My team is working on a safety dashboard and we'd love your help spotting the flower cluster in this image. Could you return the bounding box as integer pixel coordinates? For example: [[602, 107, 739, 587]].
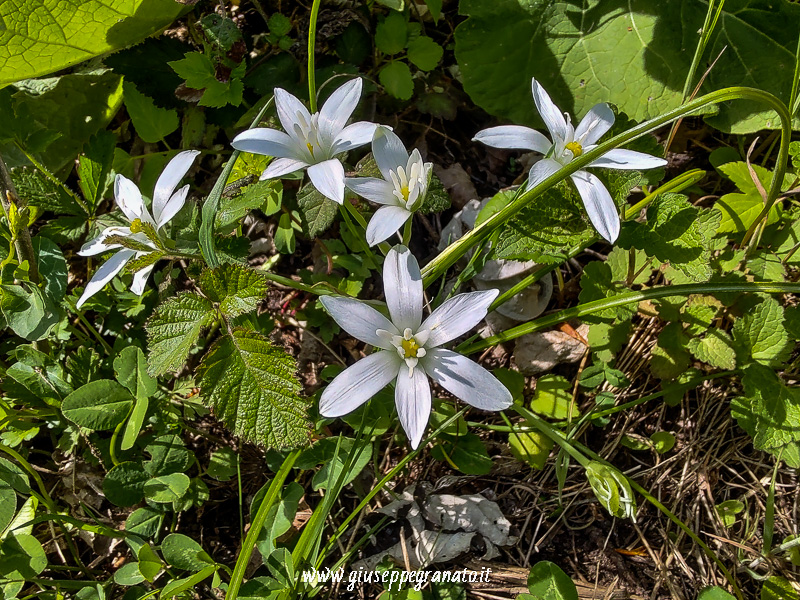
[[79, 76, 666, 448]]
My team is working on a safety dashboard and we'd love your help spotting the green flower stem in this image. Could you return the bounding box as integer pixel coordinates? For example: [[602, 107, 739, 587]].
[[0, 153, 40, 284], [421, 87, 792, 287], [225, 449, 300, 600], [458, 281, 800, 355], [488, 168, 706, 313], [401, 217, 413, 246], [200, 97, 275, 267], [64, 297, 114, 355], [307, 0, 322, 112], [507, 408, 744, 600]]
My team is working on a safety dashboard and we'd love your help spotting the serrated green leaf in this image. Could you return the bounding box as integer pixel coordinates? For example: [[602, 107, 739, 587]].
[[201, 14, 242, 51], [297, 184, 338, 238], [747, 251, 785, 282], [454, 0, 800, 135], [732, 296, 792, 367], [407, 36, 443, 71], [619, 194, 721, 282], [78, 130, 116, 212], [197, 328, 310, 449], [9, 167, 84, 216], [146, 292, 215, 376], [0, 0, 182, 86], [379, 62, 414, 101], [198, 263, 268, 318], [169, 52, 217, 90], [268, 13, 292, 37], [375, 12, 408, 55], [216, 180, 282, 232], [123, 82, 179, 144], [687, 331, 736, 370]]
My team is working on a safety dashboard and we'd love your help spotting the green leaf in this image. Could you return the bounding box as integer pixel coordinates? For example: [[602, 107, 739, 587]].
[[715, 500, 744, 528], [121, 396, 149, 452], [336, 22, 371, 65], [62, 380, 134, 431], [252, 481, 304, 558], [274, 212, 296, 254], [1, 284, 59, 341], [268, 13, 292, 37], [508, 430, 552, 470], [0, 483, 16, 535], [650, 431, 676, 454], [114, 346, 157, 401], [200, 14, 242, 51], [687, 331, 736, 370], [618, 194, 721, 282], [143, 473, 191, 503], [161, 533, 213, 572], [168, 53, 244, 108], [137, 544, 163, 582], [126, 507, 163, 541], [650, 322, 691, 380], [526, 561, 578, 600], [0, 0, 183, 86], [530, 375, 579, 420], [114, 562, 146, 586], [33, 236, 67, 303], [0, 533, 47, 580], [762, 576, 799, 600], [103, 462, 150, 507], [78, 130, 116, 212], [196, 328, 310, 449], [375, 12, 408, 55], [454, 0, 800, 134], [146, 292, 215, 376], [144, 434, 193, 477], [731, 364, 800, 467], [297, 184, 338, 238], [296, 437, 372, 491], [198, 263, 269, 318], [123, 82, 179, 144], [698, 587, 737, 600], [379, 62, 414, 101], [431, 433, 493, 475], [207, 447, 238, 481], [407, 36, 443, 71], [732, 296, 792, 367], [159, 565, 217, 599], [216, 180, 282, 232], [10, 167, 84, 216]]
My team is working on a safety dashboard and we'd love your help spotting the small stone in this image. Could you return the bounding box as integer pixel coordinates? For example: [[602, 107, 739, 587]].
[[513, 324, 589, 375]]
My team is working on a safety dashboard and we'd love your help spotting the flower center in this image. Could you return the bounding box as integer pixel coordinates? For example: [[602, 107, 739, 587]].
[[401, 337, 420, 358], [565, 141, 583, 157], [400, 185, 410, 202], [307, 142, 315, 158]]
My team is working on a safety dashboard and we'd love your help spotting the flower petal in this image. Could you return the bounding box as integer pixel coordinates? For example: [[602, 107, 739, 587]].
[[395, 366, 432, 449], [274, 88, 312, 140], [383, 245, 423, 332], [319, 78, 362, 141], [420, 289, 498, 348], [262, 157, 309, 179], [156, 184, 189, 229], [152, 150, 199, 225], [372, 126, 409, 180], [366, 205, 411, 246], [532, 78, 569, 143], [129, 262, 156, 295], [319, 350, 401, 417], [114, 175, 146, 223], [423, 348, 512, 411], [345, 177, 397, 205], [525, 158, 562, 191], [319, 295, 399, 348], [588, 149, 667, 170], [76, 249, 135, 308], [473, 125, 552, 154], [78, 226, 131, 256], [571, 171, 620, 242], [231, 128, 302, 159], [574, 103, 614, 146], [332, 121, 380, 154], [307, 159, 346, 204]]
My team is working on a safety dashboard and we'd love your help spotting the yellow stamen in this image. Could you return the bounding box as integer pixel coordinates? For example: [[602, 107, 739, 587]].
[[400, 185, 410, 202], [565, 141, 583, 157], [307, 142, 315, 158], [129, 218, 144, 233], [401, 337, 420, 358]]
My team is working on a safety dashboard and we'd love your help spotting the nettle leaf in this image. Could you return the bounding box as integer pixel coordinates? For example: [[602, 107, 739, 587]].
[[618, 193, 721, 282], [198, 263, 268, 318], [687, 331, 737, 370], [216, 180, 282, 233], [731, 364, 800, 468], [0, 0, 183, 86], [732, 296, 792, 367], [123, 82, 179, 144], [9, 167, 84, 216], [146, 292, 216, 376], [455, 0, 800, 134], [197, 328, 310, 449], [715, 162, 782, 236], [297, 184, 338, 238]]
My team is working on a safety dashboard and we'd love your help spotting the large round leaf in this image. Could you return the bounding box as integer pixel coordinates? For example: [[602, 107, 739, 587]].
[[143, 473, 190, 503], [62, 380, 134, 431], [103, 462, 149, 507], [161, 533, 213, 572]]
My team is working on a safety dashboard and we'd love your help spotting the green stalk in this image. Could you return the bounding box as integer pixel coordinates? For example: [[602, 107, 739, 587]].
[[459, 281, 800, 354], [488, 168, 706, 313], [307, 0, 322, 112], [225, 449, 300, 600], [421, 87, 792, 286], [200, 98, 275, 267]]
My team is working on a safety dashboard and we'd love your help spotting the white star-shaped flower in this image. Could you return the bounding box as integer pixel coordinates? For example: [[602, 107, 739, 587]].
[[346, 126, 432, 246], [319, 246, 512, 448], [231, 78, 379, 204], [473, 78, 667, 242], [76, 150, 199, 308]]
